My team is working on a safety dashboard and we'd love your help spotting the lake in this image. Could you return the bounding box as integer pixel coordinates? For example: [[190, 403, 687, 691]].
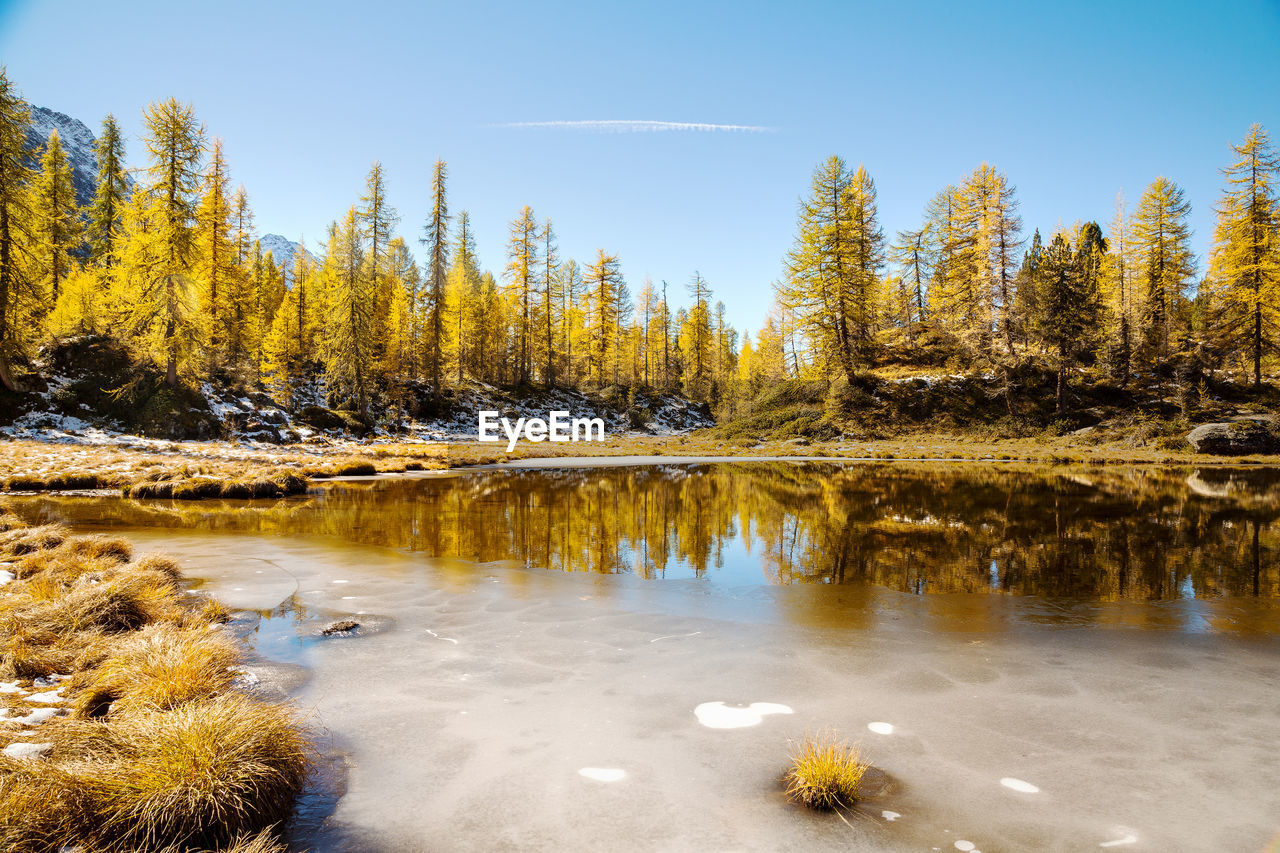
[[9, 461, 1280, 851]]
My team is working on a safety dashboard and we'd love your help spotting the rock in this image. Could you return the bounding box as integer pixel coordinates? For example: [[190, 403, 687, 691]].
[[3, 742, 53, 760], [1187, 421, 1280, 455], [321, 619, 360, 635]]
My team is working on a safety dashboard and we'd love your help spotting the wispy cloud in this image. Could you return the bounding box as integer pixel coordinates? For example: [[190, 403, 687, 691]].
[[495, 120, 775, 133]]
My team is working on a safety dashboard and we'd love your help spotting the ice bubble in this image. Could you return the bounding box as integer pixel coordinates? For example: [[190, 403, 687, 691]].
[[954, 842, 976, 852], [578, 767, 626, 782], [868, 721, 895, 735], [694, 701, 793, 729], [1000, 777, 1039, 793], [333, 579, 349, 584], [882, 810, 901, 821]]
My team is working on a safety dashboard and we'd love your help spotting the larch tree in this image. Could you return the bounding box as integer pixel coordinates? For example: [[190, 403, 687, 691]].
[[1208, 124, 1279, 387], [1131, 176, 1195, 366], [685, 271, 713, 392], [636, 277, 657, 386], [137, 97, 206, 387], [1102, 192, 1136, 386], [0, 68, 35, 387], [195, 139, 236, 371], [504, 205, 539, 385], [584, 249, 622, 386], [31, 130, 80, 304], [964, 164, 1023, 353], [890, 224, 933, 329], [420, 158, 449, 395], [86, 113, 128, 267], [448, 209, 480, 383], [323, 207, 373, 415], [359, 161, 399, 379], [779, 156, 884, 383], [540, 218, 559, 386], [561, 258, 583, 387], [263, 246, 317, 409]]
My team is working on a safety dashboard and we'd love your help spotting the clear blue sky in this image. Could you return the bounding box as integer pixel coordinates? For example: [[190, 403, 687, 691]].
[[2, 0, 1277, 335]]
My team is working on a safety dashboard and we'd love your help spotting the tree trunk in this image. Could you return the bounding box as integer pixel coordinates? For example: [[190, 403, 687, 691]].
[[1056, 340, 1066, 415]]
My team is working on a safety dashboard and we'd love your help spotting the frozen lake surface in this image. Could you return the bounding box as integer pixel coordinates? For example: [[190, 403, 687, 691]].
[[10, 462, 1280, 851]]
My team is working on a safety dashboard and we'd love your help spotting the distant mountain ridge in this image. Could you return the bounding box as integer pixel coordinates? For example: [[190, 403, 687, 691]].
[[258, 233, 315, 274], [24, 105, 305, 272], [24, 106, 101, 208]]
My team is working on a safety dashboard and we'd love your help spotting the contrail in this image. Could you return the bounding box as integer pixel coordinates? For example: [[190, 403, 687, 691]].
[[495, 120, 774, 133]]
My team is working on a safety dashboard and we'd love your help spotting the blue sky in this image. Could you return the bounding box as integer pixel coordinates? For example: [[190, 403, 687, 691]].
[[1, 0, 1278, 335]]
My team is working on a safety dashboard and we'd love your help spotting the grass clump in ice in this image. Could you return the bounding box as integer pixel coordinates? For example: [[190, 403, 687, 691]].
[[783, 732, 870, 810], [0, 508, 311, 852]]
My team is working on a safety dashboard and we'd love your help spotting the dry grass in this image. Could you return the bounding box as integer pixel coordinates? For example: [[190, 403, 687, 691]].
[[75, 623, 242, 717], [0, 510, 311, 853], [1, 418, 1273, 505], [84, 694, 309, 850], [783, 732, 870, 810]]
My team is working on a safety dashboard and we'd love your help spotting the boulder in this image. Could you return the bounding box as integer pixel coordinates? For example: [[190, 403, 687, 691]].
[[321, 619, 360, 635], [1187, 420, 1280, 455]]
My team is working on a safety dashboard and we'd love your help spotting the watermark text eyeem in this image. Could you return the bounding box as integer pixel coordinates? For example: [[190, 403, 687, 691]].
[[478, 411, 606, 452]]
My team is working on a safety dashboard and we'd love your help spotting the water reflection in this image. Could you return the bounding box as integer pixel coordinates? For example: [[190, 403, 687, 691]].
[[8, 462, 1280, 602]]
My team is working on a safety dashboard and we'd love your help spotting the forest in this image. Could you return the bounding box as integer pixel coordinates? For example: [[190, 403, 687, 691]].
[[0, 64, 1276, 436]]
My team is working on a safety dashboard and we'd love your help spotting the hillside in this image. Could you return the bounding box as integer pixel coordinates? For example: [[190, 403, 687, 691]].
[[0, 336, 712, 445]]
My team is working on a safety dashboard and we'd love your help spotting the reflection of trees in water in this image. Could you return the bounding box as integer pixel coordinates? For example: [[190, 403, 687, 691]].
[[12, 464, 1280, 600]]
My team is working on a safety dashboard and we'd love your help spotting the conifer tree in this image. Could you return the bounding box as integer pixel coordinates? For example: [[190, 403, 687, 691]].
[[685, 271, 713, 393], [323, 207, 373, 415], [637, 277, 657, 387], [473, 270, 502, 384], [86, 114, 128, 266], [0, 68, 35, 386], [1131, 177, 1195, 366], [504, 206, 539, 384], [1208, 124, 1279, 386], [31, 130, 80, 304], [1031, 228, 1104, 413], [195, 139, 236, 370], [420, 159, 449, 394], [891, 225, 932, 328], [231, 186, 254, 265], [263, 247, 317, 409], [561, 258, 583, 387], [540, 218, 559, 386], [584, 249, 622, 385], [779, 156, 884, 382], [1101, 192, 1136, 386], [137, 97, 206, 386], [448, 210, 480, 383]]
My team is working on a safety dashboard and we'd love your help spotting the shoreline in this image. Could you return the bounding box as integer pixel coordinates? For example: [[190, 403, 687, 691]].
[[2, 432, 1280, 500]]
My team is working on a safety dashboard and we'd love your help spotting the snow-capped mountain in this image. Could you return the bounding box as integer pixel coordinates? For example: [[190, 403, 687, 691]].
[[25, 106, 101, 208], [258, 234, 316, 280]]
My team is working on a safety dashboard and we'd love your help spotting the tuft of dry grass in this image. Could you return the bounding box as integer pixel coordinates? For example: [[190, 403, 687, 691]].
[[75, 623, 242, 717], [783, 732, 870, 810], [84, 694, 310, 850], [0, 756, 99, 853], [0, 510, 313, 852]]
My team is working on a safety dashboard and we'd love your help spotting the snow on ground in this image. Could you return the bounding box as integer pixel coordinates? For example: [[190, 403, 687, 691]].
[[2, 377, 713, 448]]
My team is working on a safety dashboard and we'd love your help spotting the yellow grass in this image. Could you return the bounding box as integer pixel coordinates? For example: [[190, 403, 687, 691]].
[[783, 732, 870, 810], [0, 510, 310, 853]]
